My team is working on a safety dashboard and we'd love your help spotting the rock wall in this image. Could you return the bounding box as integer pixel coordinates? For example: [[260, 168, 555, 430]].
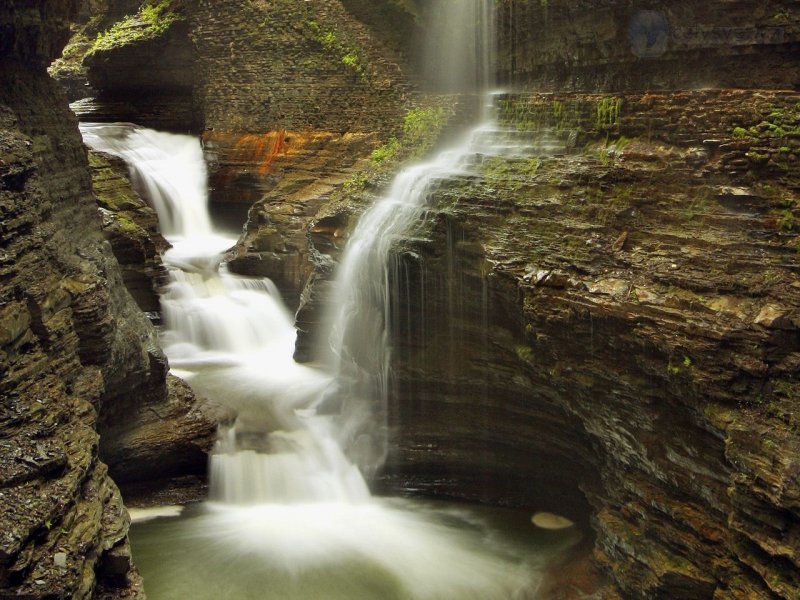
[[496, 0, 800, 91], [88, 150, 168, 314], [192, 0, 415, 304], [68, 0, 419, 306], [0, 3, 215, 597], [45, 1, 800, 597], [379, 89, 799, 598]]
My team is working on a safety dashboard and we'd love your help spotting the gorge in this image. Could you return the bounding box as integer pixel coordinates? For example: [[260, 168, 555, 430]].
[[1, 0, 799, 599]]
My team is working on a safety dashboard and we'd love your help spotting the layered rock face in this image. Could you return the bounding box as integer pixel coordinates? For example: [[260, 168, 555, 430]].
[[193, 0, 414, 305], [87, 150, 168, 314], [69, 0, 418, 306], [377, 90, 800, 597], [0, 3, 215, 597], [47, 0, 799, 597], [496, 0, 800, 91]]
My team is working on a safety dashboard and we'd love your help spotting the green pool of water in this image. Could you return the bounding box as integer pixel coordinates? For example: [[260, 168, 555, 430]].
[[129, 498, 580, 600]]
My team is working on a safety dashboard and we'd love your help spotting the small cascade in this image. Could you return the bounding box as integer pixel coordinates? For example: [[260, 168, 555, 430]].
[[81, 122, 366, 506], [80, 123, 214, 238]]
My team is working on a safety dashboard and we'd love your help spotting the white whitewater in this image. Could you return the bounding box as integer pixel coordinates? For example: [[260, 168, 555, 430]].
[[80, 128, 541, 599], [82, 122, 368, 506], [78, 1, 559, 597]]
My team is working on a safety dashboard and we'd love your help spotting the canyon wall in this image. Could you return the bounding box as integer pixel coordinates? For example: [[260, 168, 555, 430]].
[[40, 0, 800, 598], [0, 3, 214, 597], [496, 0, 800, 91], [378, 89, 799, 598], [368, 1, 800, 597]]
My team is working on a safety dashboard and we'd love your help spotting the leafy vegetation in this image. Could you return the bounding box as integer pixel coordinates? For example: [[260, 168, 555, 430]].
[[371, 106, 450, 165], [596, 97, 622, 130], [330, 101, 454, 207], [306, 19, 367, 79], [89, 0, 184, 55]]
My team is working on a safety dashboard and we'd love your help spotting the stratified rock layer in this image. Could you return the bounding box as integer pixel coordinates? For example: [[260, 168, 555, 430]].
[[0, 49, 143, 600], [378, 90, 799, 598], [0, 3, 216, 597], [88, 150, 168, 314], [496, 0, 800, 91]]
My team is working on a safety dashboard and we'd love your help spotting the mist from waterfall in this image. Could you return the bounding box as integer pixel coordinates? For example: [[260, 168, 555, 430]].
[[422, 0, 495, 97]]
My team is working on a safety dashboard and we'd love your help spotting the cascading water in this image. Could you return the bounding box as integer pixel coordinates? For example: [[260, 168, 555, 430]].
[[81, 123, 568, 598], [79, 1, 578, 597]]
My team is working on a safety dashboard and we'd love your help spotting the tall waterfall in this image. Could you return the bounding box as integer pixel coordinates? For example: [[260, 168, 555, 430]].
[[323, 0, 497, 477]]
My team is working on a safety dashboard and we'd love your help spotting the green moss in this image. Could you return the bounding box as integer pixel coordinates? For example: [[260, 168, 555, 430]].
[[371, 137, 400, 164], [320, 31, 337, 49], [552, 99, 564, 120], [325, 98, 456, 216], [667, 355, 693, 375], [89, 0, 184, 55], [515, 345, 534, 362], [732, 127, 751, 139], [733, 103, 800, 146], [113, 214, 146, 235], [370, 106, 448, 165], [306, 19, 367, 80], [596, 97, 622, 130], [402, 107, 448, 151], [778, 209, 797, 232], [341, 51, 363, 74]]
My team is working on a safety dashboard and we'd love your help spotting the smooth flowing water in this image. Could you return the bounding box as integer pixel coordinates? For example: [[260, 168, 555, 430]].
[[81, 120, 578, 599], [77, 1, 580, 597]]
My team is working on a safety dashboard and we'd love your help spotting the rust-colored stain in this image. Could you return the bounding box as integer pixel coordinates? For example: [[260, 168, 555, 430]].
[[203, 130, 341, 177], [233, 130, 288, 175]]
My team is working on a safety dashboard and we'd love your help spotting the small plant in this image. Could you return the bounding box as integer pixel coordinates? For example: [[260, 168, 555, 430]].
[[778, 209, 796, 232], [596, 97, 622, 130], [320, 31, 337, 50], [667, 355, 693, 375], [342, 171, 370, 194], [515, 345, 534, 362], [307, 20, 367, 80], [732, 126, 751, 139], [341, 51, 363, 75], [371, 137, 400, 164]]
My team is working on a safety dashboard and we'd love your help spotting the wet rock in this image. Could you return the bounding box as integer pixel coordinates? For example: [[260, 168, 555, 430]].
[[88, 150, 169, 313], [360, 90, 800, 598], [0, 2, 215, 597]]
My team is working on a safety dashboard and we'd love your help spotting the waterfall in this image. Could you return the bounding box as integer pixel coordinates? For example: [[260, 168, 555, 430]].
[[322, 0, 504, 476], [81, 124, 214, 239], [77, 2, 569, 597], [82, 123, 370, 505], [423, 0, 495, 97]]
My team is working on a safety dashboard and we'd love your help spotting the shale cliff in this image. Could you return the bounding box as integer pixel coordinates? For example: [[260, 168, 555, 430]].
[[0, 3, 214, 597], [496, 0, 800, 91], [376, 89, 800, 598], [365, 2, 800, 598]]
